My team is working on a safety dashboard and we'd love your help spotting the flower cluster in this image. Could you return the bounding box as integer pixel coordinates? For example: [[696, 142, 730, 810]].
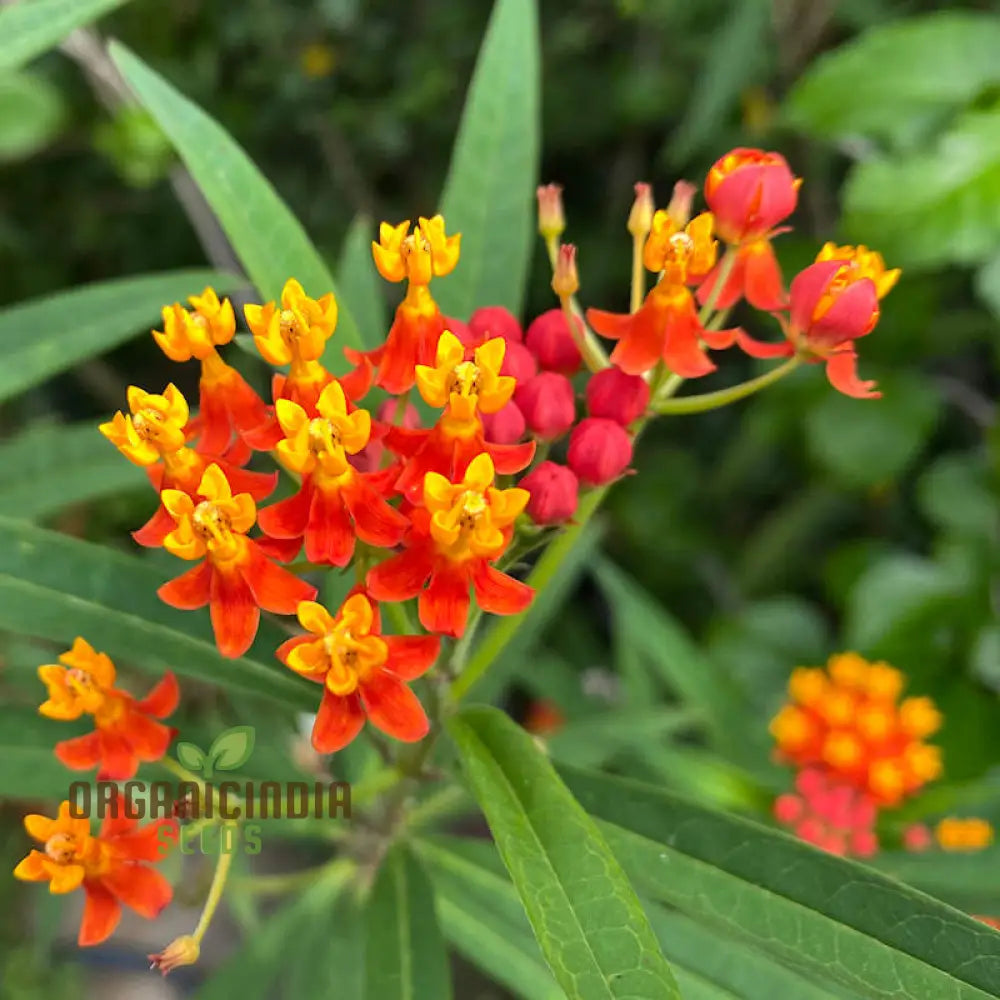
[[770, 652, 942, 856], [19, 145, 906, 964], [15, 639, 179, 946]]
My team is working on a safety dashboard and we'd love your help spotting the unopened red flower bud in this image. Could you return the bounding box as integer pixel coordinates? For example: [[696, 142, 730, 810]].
[[525, 308, 583, 375], [790, 259, 880, 350], [627, 182, 654, 238], [536, 183, 565, 240], [705, 147, 800, 244], [149, 935, 200, 975], [520, 460, 579, 525], [666, 180, 696, 228], [585, 366, 650, 426], [501, 340, 538, 384], [515, 372, 576, 439], [552, 243, 579, 299], [773, 793, 803, 825], [567, 418, 632, 485], [468, 305, 523, 344], [481, 400, 526, 444], [903, 824, 932, 853]]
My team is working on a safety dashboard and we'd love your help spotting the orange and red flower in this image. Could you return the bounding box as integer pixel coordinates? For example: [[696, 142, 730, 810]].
[[736, 244, 900, 398], [387, 331, 534, 502], [277, 593, 440, 752], [369, 217, 461, 393], [37, 638, 178, 780], [770, 652, 942, 807], [242, 279, 371, 448], [153, 288, 268, 455], [367, 453, 533, 637], [587, 211, 737, 377], [100, 383, 276, 547], [258, 381, 408, 565], [158, 464, 317, 657], [14, 798, 176, 946]]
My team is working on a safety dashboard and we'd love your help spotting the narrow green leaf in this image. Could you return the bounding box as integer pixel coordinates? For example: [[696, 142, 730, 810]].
[[0, 516, 315, 708], [364, 846, 453, 1000], [336, 214, 387, 350], [0, 269, 242, 402], [593, 557, 746, 756], [0, 422, 145, 519], [448, 705, 681, 1000], [0, 0, 130, 71], [109, 43, 360, 353], [436, 0, 540, 319], [561, 765, 1000, 1000]]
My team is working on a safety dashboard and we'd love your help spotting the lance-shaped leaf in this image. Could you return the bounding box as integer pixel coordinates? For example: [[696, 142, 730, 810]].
[[0, 0, 130, 71], [336, 214, 387, 351], [435, 0, 540, 320], [0, 270, 242, 402], [561, 765, 1000, 1000], [448, 705, 681, 1000], [109, 43, 361, 355], [0, 517, 315, 708], [364, 846, 453, 1000]]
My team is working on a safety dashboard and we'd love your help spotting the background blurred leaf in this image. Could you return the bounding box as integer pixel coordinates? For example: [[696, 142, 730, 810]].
[[449, 705, 681, 1000], [0, 516, 314, 707], [785, 12, 1000, 150], [0, 707, 77, 799], [0, 422, 145, 520], [917, 452, 996, 540], [0, 0, 129, 71], [335, 214, 386, 351], [0, 72, 64, 163], [436, 0, 540, 320], [109, 43, 361, 352], [666, 0, 771, 163], [92, 105, 174, 188], [805, 372, 942, 488], [842, 110, 1000, 269], [844, 552, 963, 656], [364, 846, 452, 1000], [0, 270, 242, 401], [564, 766, 1000, 1000]]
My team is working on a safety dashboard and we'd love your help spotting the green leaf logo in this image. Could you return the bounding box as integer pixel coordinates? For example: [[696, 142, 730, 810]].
[[175, 741, 207, 773], [207, 726, 255, 774]]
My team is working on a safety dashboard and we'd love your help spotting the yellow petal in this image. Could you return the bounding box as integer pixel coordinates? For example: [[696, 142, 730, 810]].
[[436, 330, 465, 369], [161, 489, 194, 520], [415, 366, 449, 408], [276, 398, 308, 437], [281, 278, 307, 309], [340, 593, 374, 635], [423, 472, 455, 510], [474, 337, 506, 376], [463, 453, 496, 491], [198, 464, 232, 502], [48, 863, 85, 895], [316, 381, 348, 420], [297, 600, 336, 636]]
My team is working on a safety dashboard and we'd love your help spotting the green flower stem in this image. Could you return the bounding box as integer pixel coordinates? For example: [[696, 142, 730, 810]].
[[384, 597, 417, 636], [654, 356, 801, 414], [448, 485, 607, 703], [545, 233, 610, 371], [697, 246, 737, 326], [191, 821, 238, 945]]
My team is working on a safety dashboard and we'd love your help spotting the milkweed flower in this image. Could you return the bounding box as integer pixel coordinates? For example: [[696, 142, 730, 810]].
[[736, 244, 899, 398], [153, 288, 268, 455], [277, 594, 440, 752], [935, 817, 994, 852], [37, 638, 178, 780], [370, 216, 461, 393], [587, 211, 738, 377], [258, 381, 408, 565], [696, 149, 800, 312], [525, 309, 583, 375], [100, 383, 276, 547], [14, 798, 176, 947], [158, 464, 317, 657], [567, 418, 633, 485], [770, 652, 942, 807], [367, 453, 533, 636], [388, 331, 534, 501], [243, 279, 371, 448]]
